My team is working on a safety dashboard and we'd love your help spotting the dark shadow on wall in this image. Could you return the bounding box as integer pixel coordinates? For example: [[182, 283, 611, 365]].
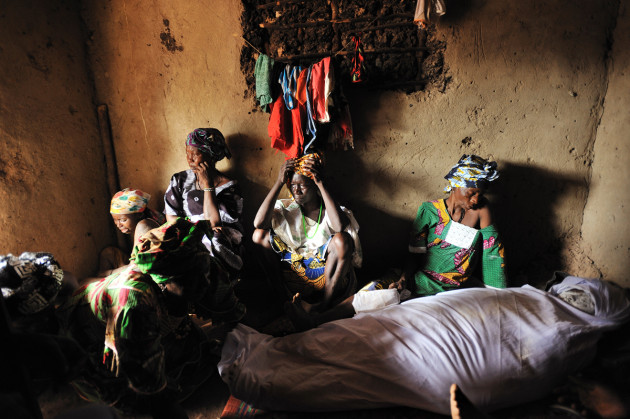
[[491, 162, 588, 288], [223, 132, 276, 241], [324, 150, 419, 285], [350, 205, 411, 286], [443, 0, 478, 21]]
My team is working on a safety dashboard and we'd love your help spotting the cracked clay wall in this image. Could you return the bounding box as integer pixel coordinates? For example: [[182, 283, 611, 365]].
[[77, 0, 628, 286], [0, 0, 113, 278]]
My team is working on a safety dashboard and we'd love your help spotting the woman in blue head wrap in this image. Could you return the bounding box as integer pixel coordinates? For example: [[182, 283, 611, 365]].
[[164, 128, 244, 279], [388, 154, 507, 296]]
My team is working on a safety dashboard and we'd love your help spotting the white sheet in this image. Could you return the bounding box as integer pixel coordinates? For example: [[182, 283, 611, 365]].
[[218, 277, 630, 414]]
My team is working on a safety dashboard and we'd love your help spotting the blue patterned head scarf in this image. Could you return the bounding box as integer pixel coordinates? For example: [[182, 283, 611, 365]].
[[444, 154, 499, 193], [186, 128, 232, 162]]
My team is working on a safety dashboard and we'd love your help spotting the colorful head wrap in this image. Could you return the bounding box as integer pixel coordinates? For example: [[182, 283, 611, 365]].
[[110, 188, 151, 214], [286, 152, 324, 185], [444, 154, 499, 193], [0, 252, 63, 316], [186, 128, 232, 162], [130, 218, 210, 284]]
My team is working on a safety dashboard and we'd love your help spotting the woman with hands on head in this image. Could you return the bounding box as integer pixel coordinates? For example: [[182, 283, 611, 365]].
[[164, 128, 244, 278], [252, 152, 362, 329]]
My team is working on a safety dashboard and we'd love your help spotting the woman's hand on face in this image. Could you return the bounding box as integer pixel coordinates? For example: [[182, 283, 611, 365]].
[[195, 160, 214, 189]]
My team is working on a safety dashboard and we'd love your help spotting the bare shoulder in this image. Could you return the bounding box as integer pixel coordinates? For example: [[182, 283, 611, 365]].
[[135, 218, 160, 242], [474, 199, 493, 228]]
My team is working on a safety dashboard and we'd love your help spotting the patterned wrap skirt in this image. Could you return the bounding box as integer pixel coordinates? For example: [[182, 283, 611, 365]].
[[269, 231, 333, 303]]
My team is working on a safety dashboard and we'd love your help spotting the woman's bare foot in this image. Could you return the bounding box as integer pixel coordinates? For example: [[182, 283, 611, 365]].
[[450, 384, 489, 419], [572, 377, 628, 419]]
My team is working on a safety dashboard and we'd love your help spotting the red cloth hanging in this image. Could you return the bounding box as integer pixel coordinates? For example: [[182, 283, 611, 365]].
[[310, 57, 333, 123], [351, 35, 367, 83], [268, 94, 305, 159]]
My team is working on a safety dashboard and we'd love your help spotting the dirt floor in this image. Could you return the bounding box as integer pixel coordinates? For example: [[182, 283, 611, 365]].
[[38, 376, 588, 419]]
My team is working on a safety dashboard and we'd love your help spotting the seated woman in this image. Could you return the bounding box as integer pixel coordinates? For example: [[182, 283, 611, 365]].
[[57, 219, 245, 417], [218, 275, 630, 416], [98, 188, 164, 276], [252, 152, 362, 320], [164, 128, 244, 277], [391, 153, 507, 296]]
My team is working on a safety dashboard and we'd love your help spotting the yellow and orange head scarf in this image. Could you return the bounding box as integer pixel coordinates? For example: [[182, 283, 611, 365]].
[[110, 188, 151, 214], [286, 152, 324, 186]]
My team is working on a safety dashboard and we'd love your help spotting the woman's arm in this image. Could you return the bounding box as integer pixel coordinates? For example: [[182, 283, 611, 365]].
[[302, 158, 348, 232], [164, 174, 184, 223], [195, 161, 222, 228], [253, 159, 294, 230], [478, 205, 492, 229]]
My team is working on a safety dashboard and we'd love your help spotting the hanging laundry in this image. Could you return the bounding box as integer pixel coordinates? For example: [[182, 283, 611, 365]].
[[295, 67, 309, 105], [254, 54, 275, 112], [297, 67, 318, 154], [264, 56, 355, 158], [310, 57, 334, 123], [414, 0, 446, 29], [268, 93, 305, 159], [278, 64, 302, 111], [350, 35, 367, 83]]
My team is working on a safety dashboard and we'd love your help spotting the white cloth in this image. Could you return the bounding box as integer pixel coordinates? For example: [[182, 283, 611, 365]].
[[271, 198, 363, 267], [352, 289, 400, 313], [218, 277, 630, 414], [414, 0, 446, 27]]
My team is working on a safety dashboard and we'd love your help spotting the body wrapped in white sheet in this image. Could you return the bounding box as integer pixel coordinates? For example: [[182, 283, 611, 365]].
[[218, 277, 630, 414]]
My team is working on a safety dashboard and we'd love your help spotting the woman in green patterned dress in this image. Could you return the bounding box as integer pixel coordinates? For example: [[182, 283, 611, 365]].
[[390, 154, 507, 296], [58, 218, 245, 418]]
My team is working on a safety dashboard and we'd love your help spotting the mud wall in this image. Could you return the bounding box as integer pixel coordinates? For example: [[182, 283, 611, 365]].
[[29, 0, 625, 286], [0, 0, 113, 278], [581, 1, 630, 286]]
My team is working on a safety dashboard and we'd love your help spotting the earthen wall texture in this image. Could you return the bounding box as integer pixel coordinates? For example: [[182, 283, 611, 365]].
[[0, 0, 113, 278], [582, 1, 630, 286]]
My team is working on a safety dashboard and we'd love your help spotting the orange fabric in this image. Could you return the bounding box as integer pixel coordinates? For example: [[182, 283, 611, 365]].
[[295, 68, 308, 105]]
